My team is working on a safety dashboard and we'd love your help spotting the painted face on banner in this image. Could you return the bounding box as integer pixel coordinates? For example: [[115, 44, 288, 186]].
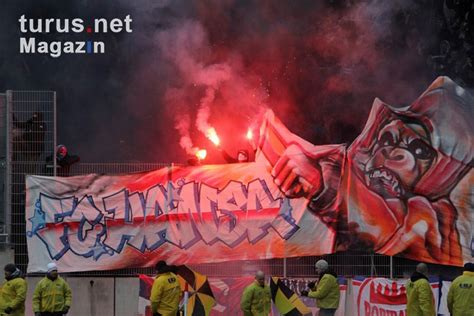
[[344, 77, 473, 265], [363, 118, 436, 199]]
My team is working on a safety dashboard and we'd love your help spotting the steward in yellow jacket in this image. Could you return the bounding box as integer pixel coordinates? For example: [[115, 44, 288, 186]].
[[302, 260, 340, 315], [301, 260, 341, 315], [307, 271, 340, 309], [0, 264, 27, 316], [240, 271, 271, 316], [150, 261, 181, 316], [32, 263, 72, 315], [406, 263, 435, 316], [447, 262, 474, 316]]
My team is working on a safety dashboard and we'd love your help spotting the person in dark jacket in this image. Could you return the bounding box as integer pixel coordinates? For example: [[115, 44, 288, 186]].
[[45, 145, 80, 176], [12, 112, 46, 161], [220, 148, 251, 163]]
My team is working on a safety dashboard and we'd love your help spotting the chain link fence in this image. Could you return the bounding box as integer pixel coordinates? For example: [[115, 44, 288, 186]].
[[0, 94, 6, 245], [5, 91, 56, 269]]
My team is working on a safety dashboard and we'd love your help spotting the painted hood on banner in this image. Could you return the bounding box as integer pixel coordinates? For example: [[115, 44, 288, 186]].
[[343, 76, 473, 265]]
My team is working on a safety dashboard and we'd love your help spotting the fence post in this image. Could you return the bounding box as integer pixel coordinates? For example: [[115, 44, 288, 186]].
[[283, 239, 287, 278], [390, 256, 393, 279], [5, 91, 12, 245], [53, 92, 57, 177], [166, 163, 173, 214], [370, 252, 375, 277]]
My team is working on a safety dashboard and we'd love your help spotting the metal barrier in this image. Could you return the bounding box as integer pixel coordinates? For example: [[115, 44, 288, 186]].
[[0, 93, 6, 246], [4, 90, 462, 279], [5, 91, 56, 269]]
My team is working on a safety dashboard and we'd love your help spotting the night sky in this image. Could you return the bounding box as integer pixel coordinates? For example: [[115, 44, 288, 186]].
[[1, 0, 472, 163]]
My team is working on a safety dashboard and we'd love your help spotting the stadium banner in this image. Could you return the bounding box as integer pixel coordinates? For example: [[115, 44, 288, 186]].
[[25, 109, 343, 272], [342, 77, 473, 266], [350, 277, 441, 316], [26, 77, 472, 272], [437, 280, 452, 315]]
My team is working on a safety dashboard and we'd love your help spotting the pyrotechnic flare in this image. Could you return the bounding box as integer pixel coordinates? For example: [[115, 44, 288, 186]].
[[195, 149, 207, 160], [246, 128, 253, 140], [246, 127, 258, 152], [206, 128, 220, 146]]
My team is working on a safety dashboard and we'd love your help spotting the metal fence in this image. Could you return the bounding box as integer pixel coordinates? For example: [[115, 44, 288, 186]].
[[3, 90, 463, 280], [5, 91, 56, 269], [0, 94, 6, 245]]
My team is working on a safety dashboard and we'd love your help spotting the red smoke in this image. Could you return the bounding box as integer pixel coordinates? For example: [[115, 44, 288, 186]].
[[150, 1, 434, 162]]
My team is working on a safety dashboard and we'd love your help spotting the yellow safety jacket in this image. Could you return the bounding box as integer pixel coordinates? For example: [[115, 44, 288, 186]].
[[308, 272, 340, 309], [0, 277, 27, 316], [240, 281, 271, 316], [447, 271, 474, 316], [150, 272, 181, 316], [32, 276, 72, 313], [406, 272, 435, 316]]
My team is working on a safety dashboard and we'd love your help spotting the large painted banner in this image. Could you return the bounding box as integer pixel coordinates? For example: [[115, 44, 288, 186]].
[[26, 76, 473, 272], [26, 160, 337, 272], [342, 77, 473, 266], [25, 121, 343, 272]]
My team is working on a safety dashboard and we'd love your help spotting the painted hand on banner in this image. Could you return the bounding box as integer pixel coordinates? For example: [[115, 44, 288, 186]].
[[270, 143, 343, 226], [271, 144, 323, 199]]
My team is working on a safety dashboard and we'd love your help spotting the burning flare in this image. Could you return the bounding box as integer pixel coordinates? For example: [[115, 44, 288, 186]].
[[207, 127, 220, 146], [195, 149, 207, 160], [246, 128, 253, 140]]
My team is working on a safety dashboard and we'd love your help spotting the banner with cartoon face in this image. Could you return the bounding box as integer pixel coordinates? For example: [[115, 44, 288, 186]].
[[342, 77, 473, 265], [351, 277, 440, 316], [26, 76, 473, 272]]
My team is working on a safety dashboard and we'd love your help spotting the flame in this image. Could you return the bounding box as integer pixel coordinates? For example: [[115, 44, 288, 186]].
[[207, 127, 220, 146], [196, 149, 207, 160], [246, 128, 253, 140]]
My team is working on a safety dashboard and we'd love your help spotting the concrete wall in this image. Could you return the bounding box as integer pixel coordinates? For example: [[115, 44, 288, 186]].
[[115, 278, 139, 316], [24, 277, 41, 316], [68, 277, 114, 316], [22, 277, 139, 316]]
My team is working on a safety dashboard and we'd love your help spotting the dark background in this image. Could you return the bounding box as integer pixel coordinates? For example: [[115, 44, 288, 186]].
[[1, 0, 472, 163]]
